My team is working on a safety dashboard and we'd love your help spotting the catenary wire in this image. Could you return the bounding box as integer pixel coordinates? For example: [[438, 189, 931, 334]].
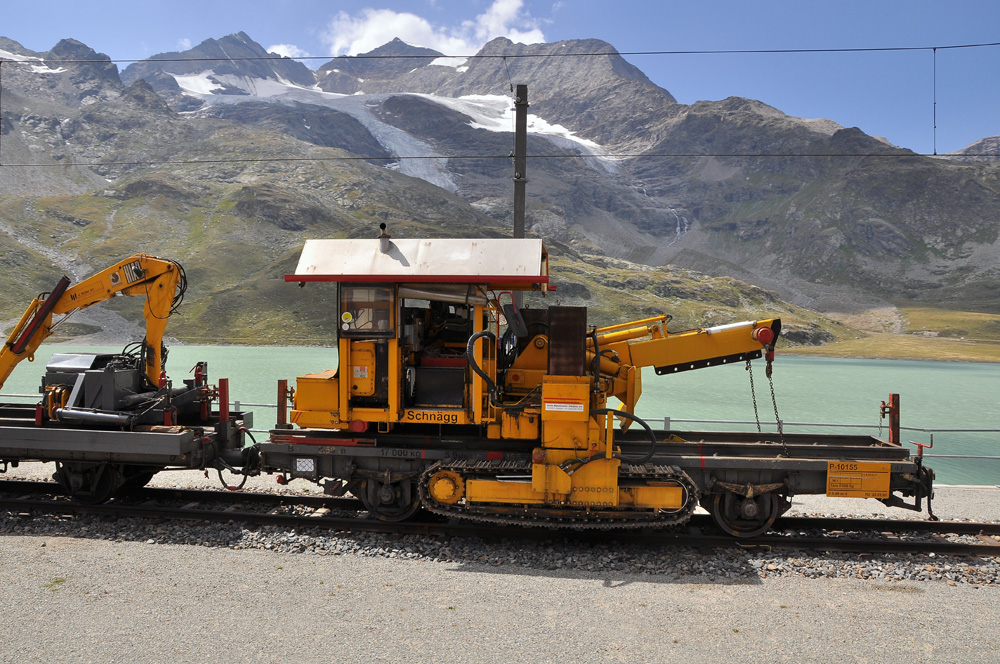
[[2, 40, 1000, 65], [0, 151, 993, 169]]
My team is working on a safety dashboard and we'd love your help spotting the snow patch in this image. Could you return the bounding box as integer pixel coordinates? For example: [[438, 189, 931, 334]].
[[443, 94, 601, 149], [171, 71, 224, 95], [171, 71, 321, 97], [430, 57, 468, 69], [0, 48, 37, 63], [30, 64, 66, 74], [215, 74, 292, 97], [428, 94, 618, 172], [0, 48, 65, 74]]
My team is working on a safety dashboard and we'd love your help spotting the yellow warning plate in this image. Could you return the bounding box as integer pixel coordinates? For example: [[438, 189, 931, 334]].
[[826, 461, 891, 499]]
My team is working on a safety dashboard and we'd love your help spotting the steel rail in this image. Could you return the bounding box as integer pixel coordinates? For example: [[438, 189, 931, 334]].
[[0, 479, 362, 510]]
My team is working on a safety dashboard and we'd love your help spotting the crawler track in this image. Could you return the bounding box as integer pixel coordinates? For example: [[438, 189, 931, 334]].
[[2, 479, 998, 557]]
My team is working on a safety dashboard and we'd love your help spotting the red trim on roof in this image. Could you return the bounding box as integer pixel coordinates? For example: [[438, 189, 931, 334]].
[[285, 274, 549, 284]]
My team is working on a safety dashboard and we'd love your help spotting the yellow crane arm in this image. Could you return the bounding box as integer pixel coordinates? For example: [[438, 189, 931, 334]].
[[591, 317, 781, 415], [0, 255, 185, 391]]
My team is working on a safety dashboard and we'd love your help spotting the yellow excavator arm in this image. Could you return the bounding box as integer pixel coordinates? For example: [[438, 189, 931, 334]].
[[0, 255, 185, 391]]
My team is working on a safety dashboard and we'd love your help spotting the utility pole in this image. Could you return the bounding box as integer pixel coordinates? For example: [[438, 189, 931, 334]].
[[512, 84, 528, 240], [512, 84, 528, 309]]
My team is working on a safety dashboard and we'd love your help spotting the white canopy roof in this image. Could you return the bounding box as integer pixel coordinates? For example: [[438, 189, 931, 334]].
[[286, 238, 548, 289]]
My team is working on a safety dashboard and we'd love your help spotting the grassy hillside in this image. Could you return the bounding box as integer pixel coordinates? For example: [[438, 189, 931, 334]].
[[784, 307, 1000, 362], [2, 121, 993, 359]]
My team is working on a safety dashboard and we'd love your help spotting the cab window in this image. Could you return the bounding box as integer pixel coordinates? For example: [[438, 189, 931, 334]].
[[339, 285, 394, 338]]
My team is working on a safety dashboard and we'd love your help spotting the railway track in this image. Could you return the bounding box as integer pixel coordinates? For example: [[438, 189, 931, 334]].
[[2, 479, 998, 557]]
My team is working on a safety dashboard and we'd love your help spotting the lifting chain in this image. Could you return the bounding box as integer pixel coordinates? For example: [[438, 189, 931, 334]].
[[747, 357, 787, 456], [767, 363, 787, 456], [746, 359, 762, 433]]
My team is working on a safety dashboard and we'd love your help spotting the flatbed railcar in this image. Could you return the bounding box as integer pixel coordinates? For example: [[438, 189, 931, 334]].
[[0, 256, 250, 501]]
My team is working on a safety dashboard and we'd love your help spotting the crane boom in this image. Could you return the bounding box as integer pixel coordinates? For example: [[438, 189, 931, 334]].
[[584, 315, 780, 417], [0, 255, 185, 391]]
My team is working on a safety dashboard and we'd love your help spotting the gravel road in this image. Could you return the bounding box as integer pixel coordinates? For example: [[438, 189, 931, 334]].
[[1, 534, 997, 664]]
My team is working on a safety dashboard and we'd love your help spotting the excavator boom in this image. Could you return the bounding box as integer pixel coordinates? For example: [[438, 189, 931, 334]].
[[0, 255, 185, 391]]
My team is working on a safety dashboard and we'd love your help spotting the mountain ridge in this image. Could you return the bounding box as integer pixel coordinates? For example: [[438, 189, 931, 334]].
[[2, 31, 999, 351]]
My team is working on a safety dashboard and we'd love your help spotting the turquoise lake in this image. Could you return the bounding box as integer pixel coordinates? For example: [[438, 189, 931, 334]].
[[2, 345, 997, 486]]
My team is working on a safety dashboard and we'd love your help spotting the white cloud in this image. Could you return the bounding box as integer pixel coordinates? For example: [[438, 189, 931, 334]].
[[268, 43, 310, 59], [322, 0, 545, 56], [178, 38, 192, 51]]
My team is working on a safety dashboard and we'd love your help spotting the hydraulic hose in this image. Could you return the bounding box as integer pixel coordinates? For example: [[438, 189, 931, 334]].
[[592, 408, 659, 464], [216, 428, 260, 491], [466, 330, 501, 407]]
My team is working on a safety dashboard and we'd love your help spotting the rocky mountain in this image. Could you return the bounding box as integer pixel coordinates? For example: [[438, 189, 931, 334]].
[[316, 38, 445, 95], [1, 31, 998, 350], [120, 32, 315, 111], [949, 135, 1000, 162], [120, 34, 1000, 312]]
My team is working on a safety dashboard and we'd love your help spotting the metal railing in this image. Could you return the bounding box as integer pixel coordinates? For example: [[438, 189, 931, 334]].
[[3, 393, 999, 461], [657, 416, 1000, 460]]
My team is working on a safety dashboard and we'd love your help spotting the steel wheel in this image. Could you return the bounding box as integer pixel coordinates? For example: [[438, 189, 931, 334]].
[[53, 462, 120, 504], [119, 466, 160, 493], [359, 479, 421, 522], [709, 491, 781, 538]]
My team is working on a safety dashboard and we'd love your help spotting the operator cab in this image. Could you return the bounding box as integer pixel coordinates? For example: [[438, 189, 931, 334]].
[[285, 232, 548, 431]]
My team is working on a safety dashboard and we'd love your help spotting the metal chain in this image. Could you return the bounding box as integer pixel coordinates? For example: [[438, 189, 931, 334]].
[[767, 367, 788, 456], [746, 359, 762, 432]]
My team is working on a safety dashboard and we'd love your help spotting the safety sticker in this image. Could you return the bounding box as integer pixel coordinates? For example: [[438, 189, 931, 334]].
[[826, 461, 891, 499], [543, 401, 585, 412]]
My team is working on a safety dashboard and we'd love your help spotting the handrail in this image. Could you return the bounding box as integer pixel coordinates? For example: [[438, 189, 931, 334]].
[[1, 392, 998, 459]]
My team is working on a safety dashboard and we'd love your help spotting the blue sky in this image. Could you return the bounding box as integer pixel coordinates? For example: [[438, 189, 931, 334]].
[[3, 0, 999, 153]]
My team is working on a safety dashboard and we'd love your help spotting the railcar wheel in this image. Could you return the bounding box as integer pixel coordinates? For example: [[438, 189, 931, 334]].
[[709, 491, 782, 538], [119, 466, 160, 493], [53, 462, 121, 504], [359, 479, 421, 522]]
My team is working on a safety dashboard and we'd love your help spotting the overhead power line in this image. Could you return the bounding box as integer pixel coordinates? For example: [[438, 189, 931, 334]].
[[2, 151, 992, 169], [1, 40, 999, 65]]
